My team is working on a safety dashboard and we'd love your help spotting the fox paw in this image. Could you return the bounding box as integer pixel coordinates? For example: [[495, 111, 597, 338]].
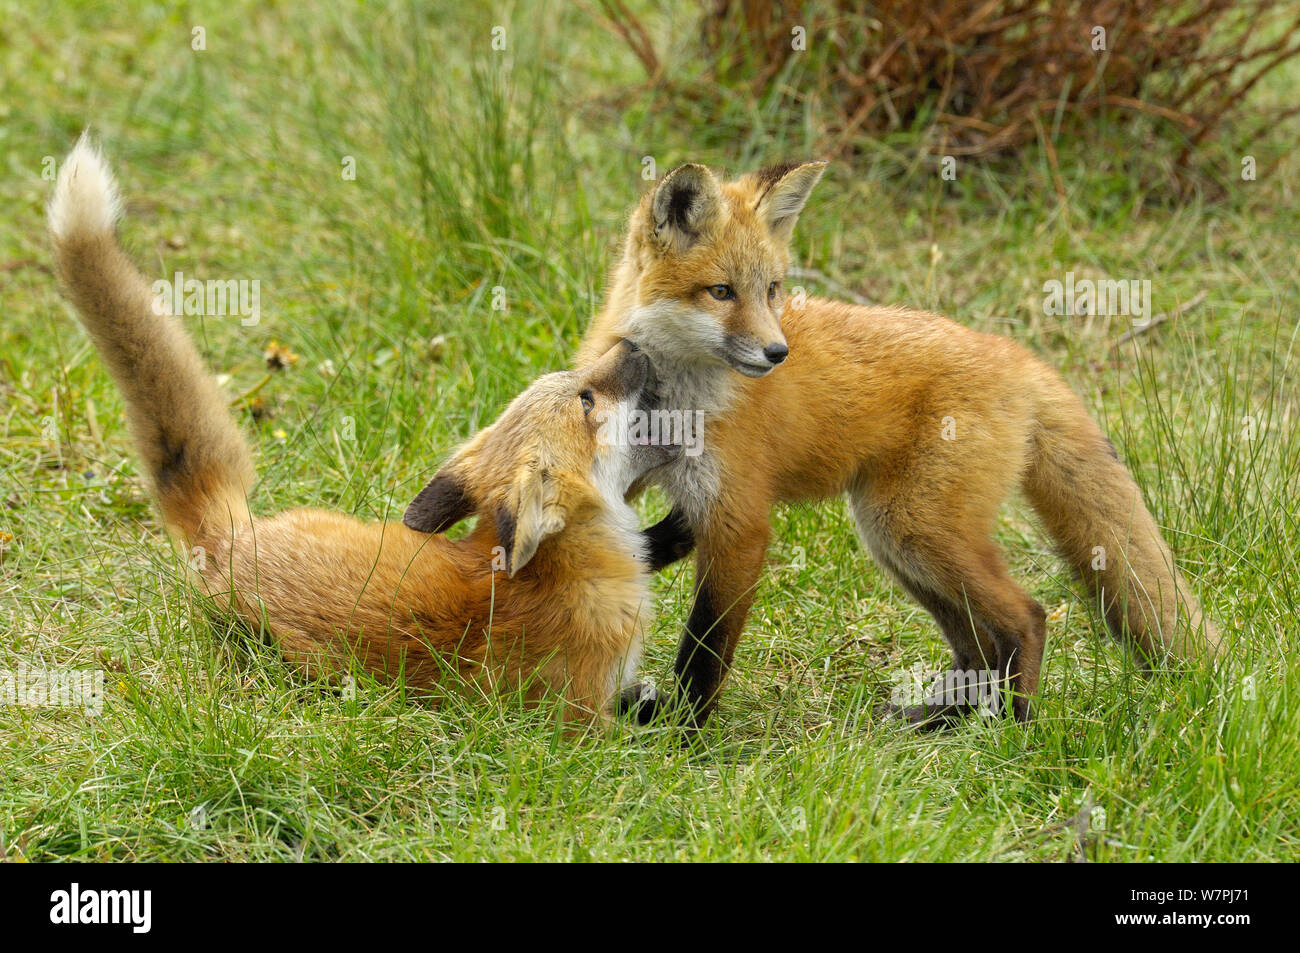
[[616, 680, 664, 726]]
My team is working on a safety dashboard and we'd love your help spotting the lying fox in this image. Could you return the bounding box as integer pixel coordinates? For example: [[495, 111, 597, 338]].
[[49, 136, 675, 727], [580, 160, 1220, 727]]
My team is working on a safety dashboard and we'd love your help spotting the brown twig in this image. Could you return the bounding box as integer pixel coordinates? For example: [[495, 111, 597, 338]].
[[700, 0, 1300, 169], [589, 0, 661, 81], [1, 258, 51, 274], [786, 267, 874, 306], [1110, 290, 1208, 350]]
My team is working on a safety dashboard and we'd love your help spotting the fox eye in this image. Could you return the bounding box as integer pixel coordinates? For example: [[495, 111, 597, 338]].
[[707, 284, 735, 301], [579, 390, 595, 415], [768, 281, 780, 299]]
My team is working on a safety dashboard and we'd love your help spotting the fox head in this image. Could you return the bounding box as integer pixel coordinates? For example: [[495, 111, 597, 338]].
[[614, 160, 827, 378], [403, 340, 677, 575]]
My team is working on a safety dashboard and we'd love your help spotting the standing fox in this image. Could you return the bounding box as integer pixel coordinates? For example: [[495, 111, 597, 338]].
[[49, 136, 676, 727], [578, 161, 1220, 726]]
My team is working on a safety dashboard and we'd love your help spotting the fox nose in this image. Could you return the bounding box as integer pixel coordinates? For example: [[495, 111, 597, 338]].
[[763, 342, 789, 365], [617, 344, 649, 393]]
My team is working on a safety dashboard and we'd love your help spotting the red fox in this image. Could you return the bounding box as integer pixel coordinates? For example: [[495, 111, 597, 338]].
[[578, 160, 1220, 727], [49, 136, 676, 728]]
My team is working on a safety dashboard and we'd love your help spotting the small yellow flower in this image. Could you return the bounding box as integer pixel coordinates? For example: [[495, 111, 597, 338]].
[[263, 340, 299, 371]]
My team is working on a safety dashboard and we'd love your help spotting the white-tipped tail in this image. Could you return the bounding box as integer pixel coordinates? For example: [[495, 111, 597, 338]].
[[48, 133, 254, 544], [48, 133, 123, 241]]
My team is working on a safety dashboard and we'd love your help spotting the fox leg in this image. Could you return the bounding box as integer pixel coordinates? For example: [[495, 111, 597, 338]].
[[902, 540, 1046, 723], [642, 505, 696, 571], [672, 511, 771, 727], [877, 577, 1003, 728], [853, 493, 1046, 723]]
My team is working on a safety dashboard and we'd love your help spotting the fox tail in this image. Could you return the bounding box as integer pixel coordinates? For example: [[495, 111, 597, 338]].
[[1022, 376, 1220, 664], [48, 134, 253, 547]]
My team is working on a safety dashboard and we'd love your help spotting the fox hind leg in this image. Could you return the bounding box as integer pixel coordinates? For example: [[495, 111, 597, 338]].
[[850, 493, 1046, 724], [878, 578, 1002, 728]]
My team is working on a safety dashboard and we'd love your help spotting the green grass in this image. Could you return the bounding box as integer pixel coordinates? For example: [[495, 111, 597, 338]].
[[1, 0, 1297, 861]]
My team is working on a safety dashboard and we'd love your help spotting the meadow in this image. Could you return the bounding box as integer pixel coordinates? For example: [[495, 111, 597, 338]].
[[1, 1, 1296, 861]]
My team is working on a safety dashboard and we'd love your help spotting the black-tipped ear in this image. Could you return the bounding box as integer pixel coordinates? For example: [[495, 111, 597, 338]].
[[651, 163, 722, 253], [403, 470, 474, 533], [753, 160, 827, 242]]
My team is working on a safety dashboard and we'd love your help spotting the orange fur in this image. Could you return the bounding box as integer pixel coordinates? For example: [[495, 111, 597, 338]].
[[49, 136, 670, 728], [580, 161, 1220, 725]]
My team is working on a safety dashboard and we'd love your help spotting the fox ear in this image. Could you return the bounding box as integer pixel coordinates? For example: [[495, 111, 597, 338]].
[[404, 469, 475, 533], [650, 163, 723, 253], [496, 467, 566, 577], [753, 160, 827, 242]]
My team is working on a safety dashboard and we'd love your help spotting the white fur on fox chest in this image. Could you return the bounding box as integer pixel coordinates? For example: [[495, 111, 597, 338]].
[[623, 310, 740, 525]]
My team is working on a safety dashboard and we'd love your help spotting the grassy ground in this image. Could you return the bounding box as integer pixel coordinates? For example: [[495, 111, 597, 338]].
[[1, 1, 1296, 861]]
